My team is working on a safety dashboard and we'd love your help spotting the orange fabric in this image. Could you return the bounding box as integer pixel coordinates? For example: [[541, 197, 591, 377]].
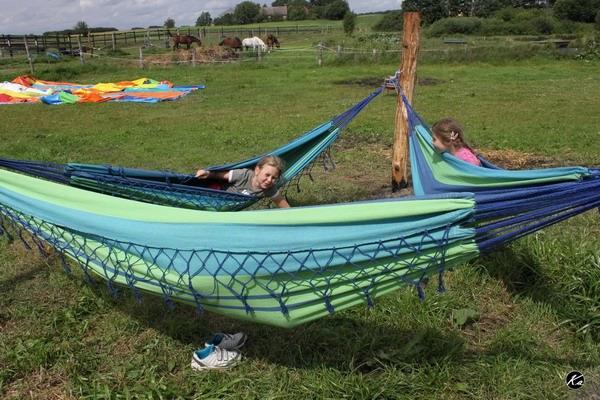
[[77, 92, 111, 103], [122, 91, 184, 100], [11, 75, 34, 87]]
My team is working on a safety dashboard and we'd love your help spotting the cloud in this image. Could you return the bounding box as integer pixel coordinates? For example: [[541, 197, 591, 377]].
[[2, 0, 402, 34]]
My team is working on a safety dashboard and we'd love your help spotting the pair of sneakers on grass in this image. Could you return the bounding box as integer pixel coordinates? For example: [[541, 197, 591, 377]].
[[191, 332, 247, 371]]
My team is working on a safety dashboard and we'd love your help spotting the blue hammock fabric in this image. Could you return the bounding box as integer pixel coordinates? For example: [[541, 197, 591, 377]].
[[0, 86, 384, 211], [1, 165, 599, 327]]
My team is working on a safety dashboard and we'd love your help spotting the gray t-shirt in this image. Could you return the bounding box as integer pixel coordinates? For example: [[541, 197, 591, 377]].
[[225, 168, 280, 198]]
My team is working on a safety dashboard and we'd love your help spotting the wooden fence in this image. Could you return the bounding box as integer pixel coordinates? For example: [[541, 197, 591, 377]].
[[0, 25, 336, 56]]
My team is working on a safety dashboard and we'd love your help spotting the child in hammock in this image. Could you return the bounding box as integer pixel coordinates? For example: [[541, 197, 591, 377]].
[[431, 118, 481, 167], [195, 155, 291, 208]]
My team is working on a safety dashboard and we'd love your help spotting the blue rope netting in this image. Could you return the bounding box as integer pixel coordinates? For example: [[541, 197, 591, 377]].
[[0, 201, 455, 317]]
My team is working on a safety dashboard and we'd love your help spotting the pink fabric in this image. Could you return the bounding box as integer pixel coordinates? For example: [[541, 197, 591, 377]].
[[454, 147, 481, 166]]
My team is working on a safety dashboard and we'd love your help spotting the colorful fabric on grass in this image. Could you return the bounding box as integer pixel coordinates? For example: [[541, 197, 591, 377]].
[[0, 86, 384, 211], [0, 168, 479, 327], [0, 75, 204, 105]]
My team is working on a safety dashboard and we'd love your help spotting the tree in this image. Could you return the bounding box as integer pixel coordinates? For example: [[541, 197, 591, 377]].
[[214, 13, 235, 25], [196, 12, 212, 26], [164, 18, 175, 28], [343, 11, 356, 35], [73, 21, 89, 34], [271, 0, 288, 5], [234, 1, 262, 24], [553, 0, 599, 22], [323, 0, 350, 20], [402, 0, 448, 24], [288, 4, 307, 20]]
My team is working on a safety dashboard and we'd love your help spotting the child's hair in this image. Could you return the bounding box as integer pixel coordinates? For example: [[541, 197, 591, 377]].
[[256, 155, 285, 175], [431, 118, 468, 149]]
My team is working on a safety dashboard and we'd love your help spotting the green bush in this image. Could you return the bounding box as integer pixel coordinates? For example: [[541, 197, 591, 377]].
[[372, 11, 403, 32], [532, 16, 556, 35], [428, 17, 484, 37]]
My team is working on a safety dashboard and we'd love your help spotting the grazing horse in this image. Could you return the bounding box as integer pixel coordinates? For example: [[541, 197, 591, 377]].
[[219, 36, 243, 50], [265, 34, 280, 50], [167, 30, 202, 50], [242, 37, 267, 52]]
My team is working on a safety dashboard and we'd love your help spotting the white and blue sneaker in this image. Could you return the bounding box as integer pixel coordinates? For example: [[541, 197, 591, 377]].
[[191, 345, 241, 371]]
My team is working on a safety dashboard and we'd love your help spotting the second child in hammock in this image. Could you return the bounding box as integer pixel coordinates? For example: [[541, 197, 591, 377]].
[[195, 155, 291, 208], [431, 118, 482, 167]]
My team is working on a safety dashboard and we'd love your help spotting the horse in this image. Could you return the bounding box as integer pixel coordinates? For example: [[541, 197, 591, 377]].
[[219, 36, 243, 51], [167, 30, 202, 50], [265, 34, 280, 50], [242, 37, 267, 52]]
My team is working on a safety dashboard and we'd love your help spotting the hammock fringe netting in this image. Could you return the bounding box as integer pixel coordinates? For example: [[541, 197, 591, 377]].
[[1, 85, 599, 328]]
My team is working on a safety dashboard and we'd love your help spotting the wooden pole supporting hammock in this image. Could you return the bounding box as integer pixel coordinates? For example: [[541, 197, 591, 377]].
[[392, 12, 421, 191]]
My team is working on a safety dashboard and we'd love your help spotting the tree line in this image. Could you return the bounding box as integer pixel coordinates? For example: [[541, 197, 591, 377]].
[[192, 0, 351, 26], [398, 0, 599, 25]]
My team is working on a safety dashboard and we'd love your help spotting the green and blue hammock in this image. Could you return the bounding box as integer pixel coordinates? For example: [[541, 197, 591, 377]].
[[1, 87, 599, 328], [0, 86, 383, 211]]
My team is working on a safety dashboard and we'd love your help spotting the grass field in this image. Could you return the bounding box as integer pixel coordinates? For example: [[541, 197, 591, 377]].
[[1, 25, 599, 399]]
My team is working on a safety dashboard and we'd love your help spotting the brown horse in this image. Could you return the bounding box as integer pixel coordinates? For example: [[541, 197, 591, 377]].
[[265, 34, 280, 50], [219, 36, 243, 50], [167, 30, 202, 50]]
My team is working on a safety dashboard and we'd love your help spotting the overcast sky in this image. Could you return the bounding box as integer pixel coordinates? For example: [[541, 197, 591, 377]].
[[1, 0, 401, 35]]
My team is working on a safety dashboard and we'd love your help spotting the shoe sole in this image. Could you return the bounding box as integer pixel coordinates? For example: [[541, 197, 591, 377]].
[[190, 358, 240, 371]]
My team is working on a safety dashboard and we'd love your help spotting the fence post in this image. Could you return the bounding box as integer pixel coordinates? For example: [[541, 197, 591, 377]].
[[7, 35, 13, 57], [68, 35, 73, 55], [192, 48, 196, 67], [337, 44, 341, 58], [139, 47, 144, 68], [317, 42, 323, 66], [111, 33, 116, 51], [24, 36, 35, 74], [77, 35, 84, 64]]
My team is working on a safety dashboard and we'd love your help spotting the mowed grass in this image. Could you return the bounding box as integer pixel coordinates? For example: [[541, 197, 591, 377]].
[[0, 47, 599, 398]]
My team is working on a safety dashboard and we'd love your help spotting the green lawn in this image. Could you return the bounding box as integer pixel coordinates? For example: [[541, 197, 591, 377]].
[[0, 42, 599, 398]]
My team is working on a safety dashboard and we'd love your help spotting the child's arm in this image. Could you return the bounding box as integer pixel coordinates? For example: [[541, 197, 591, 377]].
[[195, 169, 230, 180], [271, 194, 291, 208]]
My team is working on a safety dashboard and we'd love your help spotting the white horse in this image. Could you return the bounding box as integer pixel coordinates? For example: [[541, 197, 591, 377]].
[[242, 36, 267, 52]]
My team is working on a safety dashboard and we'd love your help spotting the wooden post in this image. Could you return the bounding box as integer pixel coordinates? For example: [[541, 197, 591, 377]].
[[111, 33, 116, 51], [23, 36, 35, 74], [391, 12, 421, 191], [7, 35, 13, 57], [139, 47, 144, 68], [317, 42, 323, 66], [192, 48, 196, 67]]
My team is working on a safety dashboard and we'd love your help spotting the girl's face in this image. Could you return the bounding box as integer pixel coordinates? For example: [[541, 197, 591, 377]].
[[432, 133, 449, 153], [254, 165, 280, 190]]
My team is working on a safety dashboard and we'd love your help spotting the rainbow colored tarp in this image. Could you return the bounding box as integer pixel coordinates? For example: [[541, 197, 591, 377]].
[[0, 76, 204, 105]]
